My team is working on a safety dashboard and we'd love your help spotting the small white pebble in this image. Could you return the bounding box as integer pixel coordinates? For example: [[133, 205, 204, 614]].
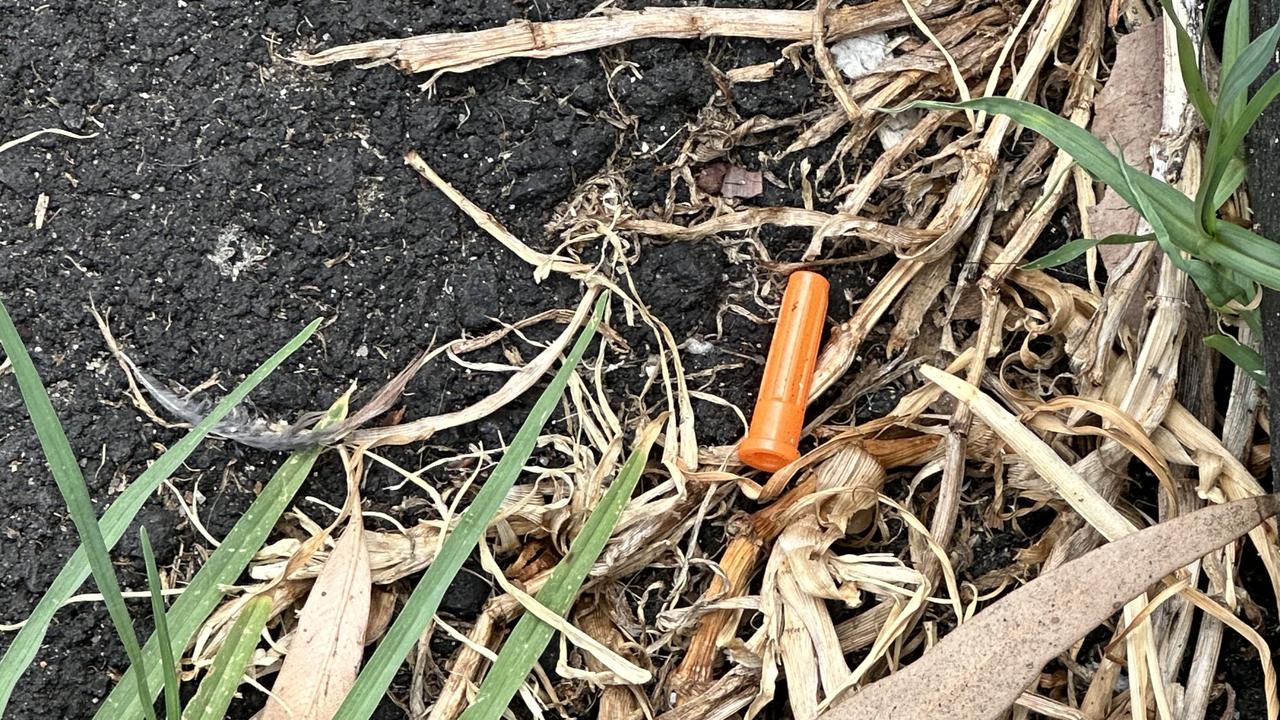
[[686, 338, 714, 355]]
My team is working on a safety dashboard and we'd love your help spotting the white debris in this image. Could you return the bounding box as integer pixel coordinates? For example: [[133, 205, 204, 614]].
[[686, 337, 715, 355], [34, 193, 49, 230], [876, 109, 921, 150], [206, 225, 271, 280], [830, 32, 893, 80]]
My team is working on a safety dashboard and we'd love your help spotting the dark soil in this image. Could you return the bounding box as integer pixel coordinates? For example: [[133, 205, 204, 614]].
[[0, 0, 882, 717]]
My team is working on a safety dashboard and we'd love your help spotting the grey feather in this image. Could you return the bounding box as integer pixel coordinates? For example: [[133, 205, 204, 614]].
[[121, 352, 338, 451]]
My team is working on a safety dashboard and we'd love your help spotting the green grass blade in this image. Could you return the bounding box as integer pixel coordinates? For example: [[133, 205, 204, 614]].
[[1023, 238, 1102, 270], [1210, 156, 1248, 209], [1200, 23, 1280, 229], [94, 394, 349, 720], [1, 300, 159, 719], [1204, 69, 1280, 213], [1212, 223, 1280, 292], [1118, 154, 1263, 307], [1022, 234, 1151, 270], [915, 98, 1147, 208], [1222, 0, 1250, 110], [1118, 154, 1224, 296], [1218, 23, 1280, 119], [0, 314, 319, 717], [921, 96, 1280, 295], [331, 294, 608, 720], [181, 595, 272, 720], [140, 529, 181, 720], [1205, 334, 1267, 385], [458, 423, 659, 720], [1158, 0, 1216, 125], [1222, 0, 1249, 65]]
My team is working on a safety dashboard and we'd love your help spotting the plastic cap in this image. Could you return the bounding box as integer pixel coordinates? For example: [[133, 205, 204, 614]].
[[739, 271, 829, 473]]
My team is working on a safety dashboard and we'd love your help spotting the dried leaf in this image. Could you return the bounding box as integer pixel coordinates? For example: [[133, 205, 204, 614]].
[[697, 164, 765, 200], [364, 588, 397, 645], [821, 495, 1280, 720], [261, 508, 371, 720], [1087, 21, 1163, 273], [721, 167, 763, 199], [695, 163, 730, 195]]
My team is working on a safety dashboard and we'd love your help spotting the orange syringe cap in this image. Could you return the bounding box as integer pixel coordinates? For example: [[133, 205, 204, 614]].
[[739, 270, 829, 472]]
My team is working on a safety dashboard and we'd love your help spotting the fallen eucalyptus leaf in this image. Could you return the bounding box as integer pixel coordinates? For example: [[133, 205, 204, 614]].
[[820, 494, 1280, 720], [262, 505, 371, 720], [1087, 20, 1164, 276]]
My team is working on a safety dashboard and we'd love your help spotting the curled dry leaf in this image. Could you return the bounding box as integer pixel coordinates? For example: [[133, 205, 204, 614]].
[[364, 588, 397, 645], [261, 507, 371, 720], [820, 494, 1280, 720]]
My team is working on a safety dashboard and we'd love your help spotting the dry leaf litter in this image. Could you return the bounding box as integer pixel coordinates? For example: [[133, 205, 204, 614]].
[[118, 1, 1280, 719]]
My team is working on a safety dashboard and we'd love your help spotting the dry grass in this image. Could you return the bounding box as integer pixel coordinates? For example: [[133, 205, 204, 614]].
[[159, 0, 1280, 718]]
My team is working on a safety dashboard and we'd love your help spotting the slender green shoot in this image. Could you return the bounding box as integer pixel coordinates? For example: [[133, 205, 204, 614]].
[[1022, 234, 1152, 271], [1, 299, 158, 720], [140, 528, 181, 720], [0, 314, 319, 717], [182, 596, 272, 720], [330, 294, 607, 720], [459, 421, 659, 720], [95, 393, 350, 720], [1205, 334, 1267, 385], [912, 96, 1280, 303], [1221, 0, 1249, 123]]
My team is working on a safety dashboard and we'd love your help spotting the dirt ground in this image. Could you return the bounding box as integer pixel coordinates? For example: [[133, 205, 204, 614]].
[[0, 0, 1274, 719], [0, 0, 892, 717]]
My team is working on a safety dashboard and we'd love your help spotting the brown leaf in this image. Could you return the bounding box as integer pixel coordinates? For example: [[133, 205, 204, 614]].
[[695, 162, 729, 194], [820, 495, 1280, 720], [695, 162, 764, 199], [364, 588, 397, 645], [1091, 22, 1162, 169], [721, 165, 764, 199], [1087, 21, 1163, 274], [262, 509, 372, 720]]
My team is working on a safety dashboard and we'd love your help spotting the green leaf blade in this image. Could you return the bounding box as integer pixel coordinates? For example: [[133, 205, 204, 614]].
[[458, 424, 659, 720], [1206, 69, 1280, 210], [0, 313, 319, 717], [1222, 0, 1250, 124], [331, 294, 608, 720], [1205, 334, 1267, 385], [1021, 234, 1152, 271], [94, 393, 349, 720], [0, 300, 160, 720], [140, 529, 181, 720], [181, 596, 272, 720], [1218, 22, 1280, 118], [915, 97, 1154, 214], [920, 97, 1280, 301]]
